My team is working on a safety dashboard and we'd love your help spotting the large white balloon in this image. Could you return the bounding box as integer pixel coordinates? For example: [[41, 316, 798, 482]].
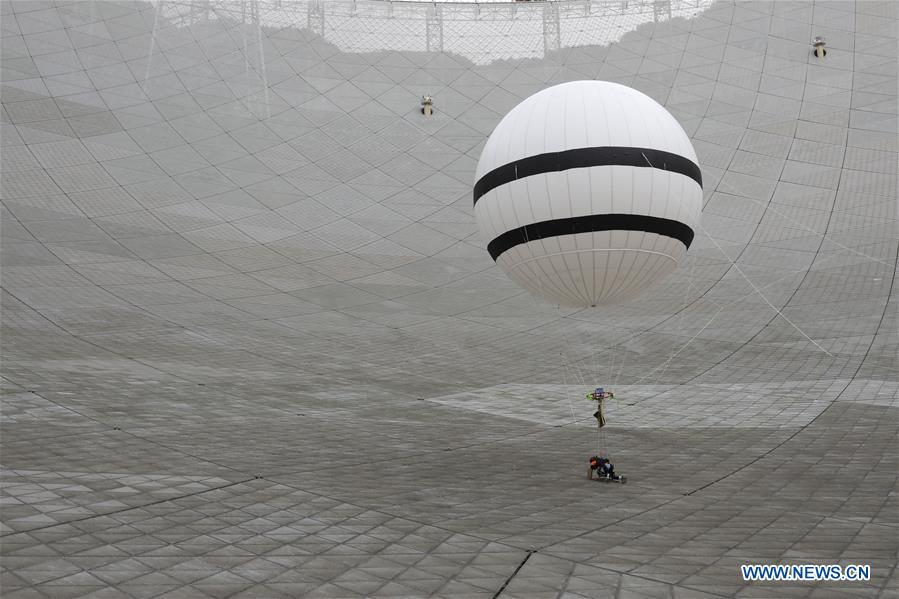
[[473, 80, 702, 307]]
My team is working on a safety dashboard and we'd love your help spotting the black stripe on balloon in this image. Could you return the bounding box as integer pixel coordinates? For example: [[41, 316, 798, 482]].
[[486, 213, 694, 261], [473, 146, 702, 206]]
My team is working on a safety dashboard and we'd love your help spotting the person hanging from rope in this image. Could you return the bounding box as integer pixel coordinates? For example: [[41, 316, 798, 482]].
[[586, 387, 614, 428]]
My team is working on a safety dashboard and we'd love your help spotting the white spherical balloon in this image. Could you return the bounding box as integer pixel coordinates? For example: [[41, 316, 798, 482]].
[[473, 80, 702, 307]]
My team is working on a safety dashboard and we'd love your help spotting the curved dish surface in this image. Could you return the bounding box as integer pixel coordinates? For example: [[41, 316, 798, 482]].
[[1, 1, 896, 597]]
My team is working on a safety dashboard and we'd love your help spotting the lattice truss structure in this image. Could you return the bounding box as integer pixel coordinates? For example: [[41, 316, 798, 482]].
[[157, 0, 713, 63]]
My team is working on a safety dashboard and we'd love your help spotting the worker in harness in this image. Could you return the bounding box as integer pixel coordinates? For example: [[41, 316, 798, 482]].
[[588, 455, 621, 481], [585, 388, 627, 483], [586, 387, 614, 428]]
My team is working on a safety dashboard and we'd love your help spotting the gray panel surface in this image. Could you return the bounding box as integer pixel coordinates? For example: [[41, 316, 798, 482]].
[[1, 0, 897, 597]]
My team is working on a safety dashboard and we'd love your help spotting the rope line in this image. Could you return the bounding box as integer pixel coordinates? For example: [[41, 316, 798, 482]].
[[697, 222, 834, 358]]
